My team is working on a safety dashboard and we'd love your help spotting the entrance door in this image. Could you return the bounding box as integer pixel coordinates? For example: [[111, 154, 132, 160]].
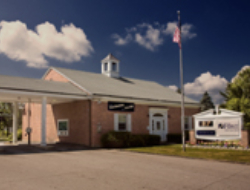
[[152, 118, 165, 141]]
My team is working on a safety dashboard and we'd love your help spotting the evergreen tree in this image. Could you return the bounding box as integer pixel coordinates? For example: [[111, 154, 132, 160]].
[[200, 91, 215, 111]]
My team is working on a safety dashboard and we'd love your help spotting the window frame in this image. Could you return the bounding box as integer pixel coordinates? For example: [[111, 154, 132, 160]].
[[57, 119, 69, 136], [118, 114, 127, 131], [114, 113, 132, 132], [112, 62, 117, 72], [104, 62, 108, 71]]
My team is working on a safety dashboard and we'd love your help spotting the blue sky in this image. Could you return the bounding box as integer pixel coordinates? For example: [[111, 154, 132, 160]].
[[0, 0, 249, 103]]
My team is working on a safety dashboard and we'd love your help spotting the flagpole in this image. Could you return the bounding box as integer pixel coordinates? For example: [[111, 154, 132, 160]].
[[177, 10, 186, 152]]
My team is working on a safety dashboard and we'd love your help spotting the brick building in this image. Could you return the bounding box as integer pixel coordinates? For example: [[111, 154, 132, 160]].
[[20, 54, 200, 147]]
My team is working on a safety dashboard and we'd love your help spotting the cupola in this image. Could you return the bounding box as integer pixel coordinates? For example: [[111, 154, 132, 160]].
[[101, 53, 120, 78]]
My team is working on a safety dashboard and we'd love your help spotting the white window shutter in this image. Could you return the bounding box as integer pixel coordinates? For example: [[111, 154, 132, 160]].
[[114, 114, 118, 131], [127, 114, 132, 132]]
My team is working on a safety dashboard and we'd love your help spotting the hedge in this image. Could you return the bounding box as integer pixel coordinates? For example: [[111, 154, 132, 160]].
[[167, 131, 189, 143], [101, 131, 160, 148]]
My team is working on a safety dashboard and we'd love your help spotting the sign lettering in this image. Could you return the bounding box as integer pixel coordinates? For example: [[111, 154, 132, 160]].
[[108, 102, 135, 112]]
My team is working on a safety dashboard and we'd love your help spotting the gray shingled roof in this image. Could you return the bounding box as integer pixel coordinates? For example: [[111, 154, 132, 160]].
[[102, 53, 120, 62], [0, 75, 87, 96], [53, 67, 199, 104]]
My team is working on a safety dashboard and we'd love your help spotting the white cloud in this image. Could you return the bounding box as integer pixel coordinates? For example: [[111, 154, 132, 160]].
[[231, 65, 250, 82], [184, 72, 228, 104], [0, 21, 94, 68], [162, 22, 197, 39], [112, 21, 196, 51], [168, 85, 178, 92], [162, 22, 177, 36], [112, 33, 132, 45], [135, 24, 163, 51], [181, 24, 197, 39]]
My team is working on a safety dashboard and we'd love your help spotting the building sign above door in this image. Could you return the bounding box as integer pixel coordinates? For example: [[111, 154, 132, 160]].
[[108, 102, 135, 112]]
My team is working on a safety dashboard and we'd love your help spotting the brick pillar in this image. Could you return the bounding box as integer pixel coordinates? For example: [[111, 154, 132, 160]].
[[241, 130, 249, 148], [189, 130, 196, 145]]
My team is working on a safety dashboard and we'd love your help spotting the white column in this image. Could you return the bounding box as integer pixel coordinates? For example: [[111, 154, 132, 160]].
[[41, 97, 47, 146], [12, 102, 18, 144]]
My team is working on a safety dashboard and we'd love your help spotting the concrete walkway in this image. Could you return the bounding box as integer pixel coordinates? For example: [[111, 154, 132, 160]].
[[0, 149, 249, 190]]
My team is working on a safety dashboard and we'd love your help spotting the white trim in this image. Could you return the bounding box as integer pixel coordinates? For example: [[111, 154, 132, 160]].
[[114, 113, 131, 132], [44, 68, 92, 95], [114, 114, 118, 131], [149, 108, 168, 141], [127, 114, 132, 132], [0, 89, 90, 100], [93, 97, 200, 108], [12, 102, 18, 144], [41, 97, 47, 146], [57, 119, 69, 136]]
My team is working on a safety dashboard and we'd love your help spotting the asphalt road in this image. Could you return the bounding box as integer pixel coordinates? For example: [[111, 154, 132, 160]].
[[0, 149, 249, 190]]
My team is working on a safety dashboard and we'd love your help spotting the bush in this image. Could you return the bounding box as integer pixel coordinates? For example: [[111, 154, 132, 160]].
[[101, 131, 160, 148], [167, 132, 189, 144], [17, 128, 22, 140], [6, 128, 22, 142], [101, 131, 129, 148]]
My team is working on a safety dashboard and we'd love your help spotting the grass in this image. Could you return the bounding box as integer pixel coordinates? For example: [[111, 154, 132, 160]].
[[127, 144, 250, 164]]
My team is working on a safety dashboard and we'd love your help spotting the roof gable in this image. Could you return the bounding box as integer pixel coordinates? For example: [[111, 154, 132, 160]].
[[193, 108, 244, 118]]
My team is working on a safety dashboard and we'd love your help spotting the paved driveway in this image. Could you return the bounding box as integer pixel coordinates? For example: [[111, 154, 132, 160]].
[[0, 149, 249, 190]]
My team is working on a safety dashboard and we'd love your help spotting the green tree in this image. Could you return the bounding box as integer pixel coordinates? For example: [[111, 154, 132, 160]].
[[200, 91, 215, 111], [220, 68, 250, 129], [0, 102, 13, 136]]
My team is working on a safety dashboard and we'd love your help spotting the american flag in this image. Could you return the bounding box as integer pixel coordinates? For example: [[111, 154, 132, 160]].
[[173, 22, 181, 49]]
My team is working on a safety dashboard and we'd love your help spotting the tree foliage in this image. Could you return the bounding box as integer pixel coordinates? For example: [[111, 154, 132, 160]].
[[220, 68, 250, 129], [0, 102, 13, 136], [200, 91, 215, 111]]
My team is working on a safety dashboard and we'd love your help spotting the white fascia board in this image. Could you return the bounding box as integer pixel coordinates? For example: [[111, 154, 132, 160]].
[[0, 89, 91, 100], [92, 95, 200, 108], [219, 109, 244, 116], [42, 67, 92, 95]]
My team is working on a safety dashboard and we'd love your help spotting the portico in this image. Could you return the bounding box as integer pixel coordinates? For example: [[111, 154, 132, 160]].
[[0, 74, 89, 146]]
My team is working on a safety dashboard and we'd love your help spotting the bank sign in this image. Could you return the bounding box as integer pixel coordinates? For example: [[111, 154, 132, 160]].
[[195, 118, 241, 140], [108, 102, 135, 112], [217, 119, 240, 137]]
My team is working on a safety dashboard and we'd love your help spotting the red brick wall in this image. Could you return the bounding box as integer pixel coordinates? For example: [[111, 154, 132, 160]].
[[52, 101, 90, 145], [90, 101, 150, 147], [44, 69, 69, 82], [22, 101, 90, 145], [167, 107, 200, 134], [22, 103, 58, 143], [90, 101, 200, 147]]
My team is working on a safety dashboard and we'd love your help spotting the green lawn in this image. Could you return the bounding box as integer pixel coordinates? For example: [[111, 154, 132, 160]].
[[127, 144, 250, 164]]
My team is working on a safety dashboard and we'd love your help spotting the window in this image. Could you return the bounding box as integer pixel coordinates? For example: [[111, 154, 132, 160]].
[[57, 119, 69, 136], [114, 114, 131, 132], [112, 62, 117, 71], [118, 114, 127, 131], [185, 116, 192, 130], [153, 113, 163, 117], [199, 121, 213, 127], [104, 62, 108, 71]]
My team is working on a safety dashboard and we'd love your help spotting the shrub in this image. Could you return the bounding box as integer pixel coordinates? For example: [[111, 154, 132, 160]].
[[167, 132, 189, 144], [101, 131, 129, 148], [17, 128, 22, 140], [129, 134, 160, 147], [101, 131, 160, 148]]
